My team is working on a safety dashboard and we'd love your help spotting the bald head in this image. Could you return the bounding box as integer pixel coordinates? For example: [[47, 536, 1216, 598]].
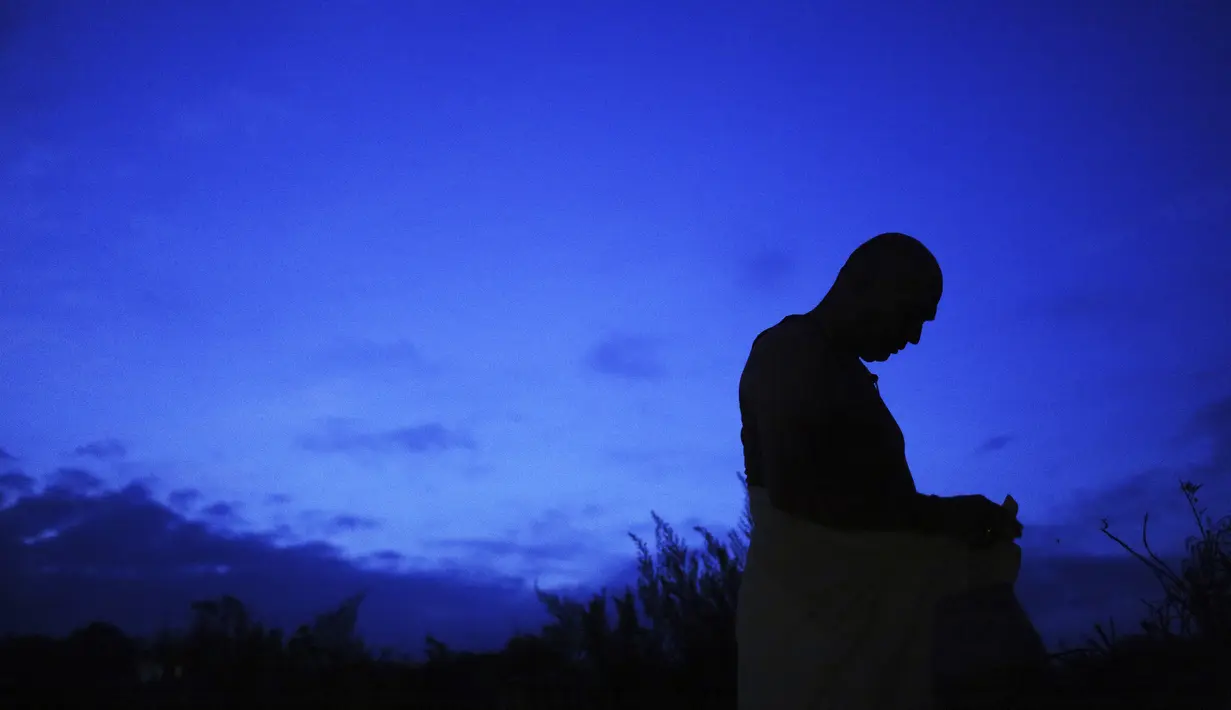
[[836, 232, 943, 300], [814, 232, 943, 362]]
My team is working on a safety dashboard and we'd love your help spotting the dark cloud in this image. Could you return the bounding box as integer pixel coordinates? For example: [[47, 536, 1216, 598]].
[[0, 471, 35, 494], [1188, 394, 1231, 473], [296, 419, 476, 455], [1016, 553, 1172, 649], [201, 501, 242, 525], [313, 338, 441, 377], [361, 550, 406, 569], [583, 334, 667, 381], [384, 424, 475, 453], [265, 493, 292, 506], [737, 249, 795, 293], [0, 447, 16, 462], [47, 467, 104, 493], [293, 510, 383, 538], [425, 506, 623, 575], [167, 488, 202, 511], [328, 514, 381, 533], [429, 537, 586, 565], [71, 438, 127, 460], [0, 477, 552, 654], [1052, 392, 1231, 543], [975, 434, 1014, 455]]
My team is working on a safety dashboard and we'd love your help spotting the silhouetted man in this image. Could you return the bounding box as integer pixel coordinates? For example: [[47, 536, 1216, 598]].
[[736, 233, 1023, 710]]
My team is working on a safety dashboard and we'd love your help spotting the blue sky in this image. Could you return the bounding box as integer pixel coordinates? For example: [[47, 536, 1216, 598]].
[[2, 0, 1229, 653]]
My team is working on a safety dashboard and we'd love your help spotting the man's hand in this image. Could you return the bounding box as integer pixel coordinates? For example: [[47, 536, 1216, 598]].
[[932, 494, 1022, 547]]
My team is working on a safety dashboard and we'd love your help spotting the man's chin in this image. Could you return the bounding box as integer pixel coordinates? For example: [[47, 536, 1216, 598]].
[[861, 349, 898, 363]]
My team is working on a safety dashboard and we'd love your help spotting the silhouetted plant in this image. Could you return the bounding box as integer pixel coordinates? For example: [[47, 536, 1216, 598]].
[[309, 591, 368, 663], [423, 634, 454, 664], [64, 621, 139, 684], [1034, 480, 1229, 710], [533, 472, 751, 706], [1096, 480, 1230, 644]]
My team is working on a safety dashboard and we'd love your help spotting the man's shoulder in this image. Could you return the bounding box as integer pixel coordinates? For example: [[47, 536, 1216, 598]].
[[744, 315, 844, 392], [744, 314, 871, 399], [750, 314, 830, 360]]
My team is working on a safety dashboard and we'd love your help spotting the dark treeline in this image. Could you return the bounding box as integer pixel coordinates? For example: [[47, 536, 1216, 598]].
[[0, 479, 1226, 710]]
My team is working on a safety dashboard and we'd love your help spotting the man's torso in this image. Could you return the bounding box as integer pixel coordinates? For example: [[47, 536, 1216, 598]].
[[739, 314, 917, 506]]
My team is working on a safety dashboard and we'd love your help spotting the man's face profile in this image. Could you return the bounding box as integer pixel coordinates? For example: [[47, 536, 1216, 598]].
[[855, 280, 940, 363], [818, 232, 944, 363]]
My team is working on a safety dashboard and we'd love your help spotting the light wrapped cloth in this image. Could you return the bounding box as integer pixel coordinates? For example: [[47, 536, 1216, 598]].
[[736, 487, 1023, 710], [933, 496, 1046, 708]]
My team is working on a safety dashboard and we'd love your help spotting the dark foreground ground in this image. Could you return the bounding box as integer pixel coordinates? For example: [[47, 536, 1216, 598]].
[[0, 621, 1225, 710]]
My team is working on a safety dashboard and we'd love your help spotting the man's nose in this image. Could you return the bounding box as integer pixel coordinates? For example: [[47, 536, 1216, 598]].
[[907, 322, 923, 345]]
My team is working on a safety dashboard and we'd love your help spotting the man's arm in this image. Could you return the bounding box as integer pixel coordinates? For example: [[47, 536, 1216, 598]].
[[763, 451, 938, 534], [761, 425, 1014, 541]]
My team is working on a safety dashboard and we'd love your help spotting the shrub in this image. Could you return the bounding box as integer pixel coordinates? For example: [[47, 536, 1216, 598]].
[[537, 476, 1228, 709], [1096, 480, 1230, 644], [532, 472, 750, 703]]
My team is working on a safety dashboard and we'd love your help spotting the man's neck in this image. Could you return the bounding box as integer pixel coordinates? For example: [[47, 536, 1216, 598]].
[[804, 300, 859, 358]]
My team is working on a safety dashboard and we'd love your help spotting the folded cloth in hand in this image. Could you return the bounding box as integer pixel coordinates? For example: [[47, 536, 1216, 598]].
[[933, 495, 1046, 692], [966, 540, 1022, 587], [966, 498, 1023, 587]]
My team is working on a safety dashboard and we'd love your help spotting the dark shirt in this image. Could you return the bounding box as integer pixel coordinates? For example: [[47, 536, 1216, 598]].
[[739, 314, 920, 532]]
